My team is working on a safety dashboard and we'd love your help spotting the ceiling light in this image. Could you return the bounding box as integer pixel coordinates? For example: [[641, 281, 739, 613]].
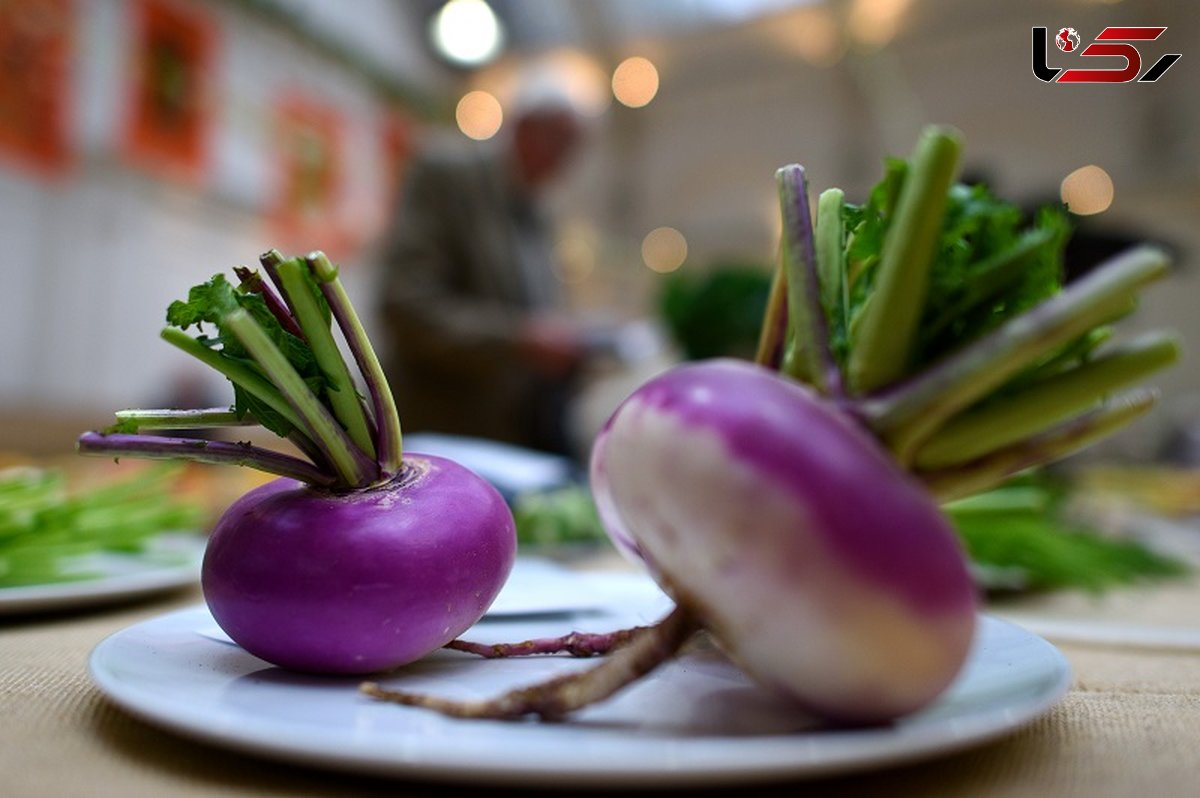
[[430, 0, 504, 67]]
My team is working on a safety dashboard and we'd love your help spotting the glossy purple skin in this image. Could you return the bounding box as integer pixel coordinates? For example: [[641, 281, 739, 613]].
[[592, 359, 975, 618], [202, 454, 515, 674]]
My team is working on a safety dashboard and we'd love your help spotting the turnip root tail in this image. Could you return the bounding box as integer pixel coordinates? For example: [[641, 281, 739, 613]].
[[445, 625, 652, 659], [362, 607, 698, 720]]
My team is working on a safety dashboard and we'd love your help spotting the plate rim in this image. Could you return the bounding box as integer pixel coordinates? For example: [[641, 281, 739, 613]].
[[87, 604, 1072, 787]]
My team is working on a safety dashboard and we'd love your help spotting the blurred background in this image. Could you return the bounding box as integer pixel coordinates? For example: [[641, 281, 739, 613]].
[[0, 0, 1196, 465]]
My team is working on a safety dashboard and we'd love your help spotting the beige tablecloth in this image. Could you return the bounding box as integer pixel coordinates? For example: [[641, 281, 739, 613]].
[[4, 576, 1200, 797]]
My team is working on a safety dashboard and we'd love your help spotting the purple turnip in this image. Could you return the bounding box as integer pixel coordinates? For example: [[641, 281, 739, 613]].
[[79, 251, 516, 673]]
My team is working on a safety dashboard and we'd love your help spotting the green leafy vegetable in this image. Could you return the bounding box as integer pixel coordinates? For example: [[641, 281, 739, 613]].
[[946, 478, 1188, 592], [660, 263, 772, 361], [0, 466, 203, 587], [512, 486, 607, 547]]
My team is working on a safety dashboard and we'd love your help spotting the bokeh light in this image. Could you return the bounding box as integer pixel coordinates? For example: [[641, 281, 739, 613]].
[[848, 0, 914, 48], [612, 56, 660, 108], [642, 227, 688, 273], [456, 90, 503, 140], [1060, 165, 1114, 215], [763, 7, 845, 67], [553, 223, 597, 284], [430, 0, 504, 67]]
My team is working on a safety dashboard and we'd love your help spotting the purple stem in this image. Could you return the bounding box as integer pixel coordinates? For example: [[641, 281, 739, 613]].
[[446, 625, 650, 659], [777, 165, 844, 397], [258, 249, 290, 305], [76, 431, 333, 486], [234, 266, 305, 339]]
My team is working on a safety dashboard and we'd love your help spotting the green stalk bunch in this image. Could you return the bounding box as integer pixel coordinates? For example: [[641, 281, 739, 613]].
[[756, 125, 1179, 501], [77, 250, 403, 492]]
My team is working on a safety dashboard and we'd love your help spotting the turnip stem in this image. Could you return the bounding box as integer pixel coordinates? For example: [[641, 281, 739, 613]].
[[847, 127, 961, 393], [224, 309, 377, 488], [76, 431, 335, 486], [913, 333, 1179, 470], [234, 266, 305, 339], [258, 249, 290, 307], [942, 486, 1050, 515], [159, 327, 308, 436], [274, 257, 376, 459], [114, 408, 326, 465], [446, 625, 649, 658], [309, 252, 404, 474], [362, 607, 698, 720], [113, 407, 249, 430], [777, 165, 842, 396], [921, 389, 1158, 502], [815, 187, 847, 336], [863, 245, 1169, 464], [754, 256, 788, 369]]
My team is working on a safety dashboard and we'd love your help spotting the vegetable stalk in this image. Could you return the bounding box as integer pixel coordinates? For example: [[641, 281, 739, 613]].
[[777, 165, 842, 395], [866, 245, 1168, 464], [847, 127, 961, 393], [308, 252, 404, 475], [274, 257, 376, 459], [77, 431, 335, 486], [913, 333, 1179, 469], [920, 390, 1159, 502]]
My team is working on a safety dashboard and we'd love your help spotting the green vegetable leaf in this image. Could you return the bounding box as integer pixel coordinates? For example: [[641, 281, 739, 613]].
[[166, 274, 242, 329], [916, 198, 1069, 365]]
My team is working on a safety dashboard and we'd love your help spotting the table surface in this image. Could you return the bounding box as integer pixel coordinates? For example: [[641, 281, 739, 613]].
[[4, 567, 1200, 797]]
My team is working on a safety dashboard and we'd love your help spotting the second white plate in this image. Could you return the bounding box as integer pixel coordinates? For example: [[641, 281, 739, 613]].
[[0, 533, 204, 615]]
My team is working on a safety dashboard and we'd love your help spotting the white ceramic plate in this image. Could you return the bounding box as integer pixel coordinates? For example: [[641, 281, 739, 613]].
[[89, 567, 1070, 787], [0, 534, 204, 616]]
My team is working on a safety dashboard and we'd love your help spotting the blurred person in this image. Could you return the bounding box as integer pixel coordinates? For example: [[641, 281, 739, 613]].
[[378, 83, 592, 456]]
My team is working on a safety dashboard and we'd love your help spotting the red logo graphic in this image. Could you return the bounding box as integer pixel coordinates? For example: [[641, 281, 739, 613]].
[[1033, 26, 1181, 83], [1056, 27, 1080, 52]]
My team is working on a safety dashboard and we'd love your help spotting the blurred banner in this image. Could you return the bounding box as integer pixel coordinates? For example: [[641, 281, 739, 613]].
[[0, 0, 73, 176], [122, 0, 217, 183], [269, 93, 346, 258]]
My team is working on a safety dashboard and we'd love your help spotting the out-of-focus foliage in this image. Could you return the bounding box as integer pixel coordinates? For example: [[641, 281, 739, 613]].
[[0, 466, 203, 587], [660, 262, 773, 361]]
